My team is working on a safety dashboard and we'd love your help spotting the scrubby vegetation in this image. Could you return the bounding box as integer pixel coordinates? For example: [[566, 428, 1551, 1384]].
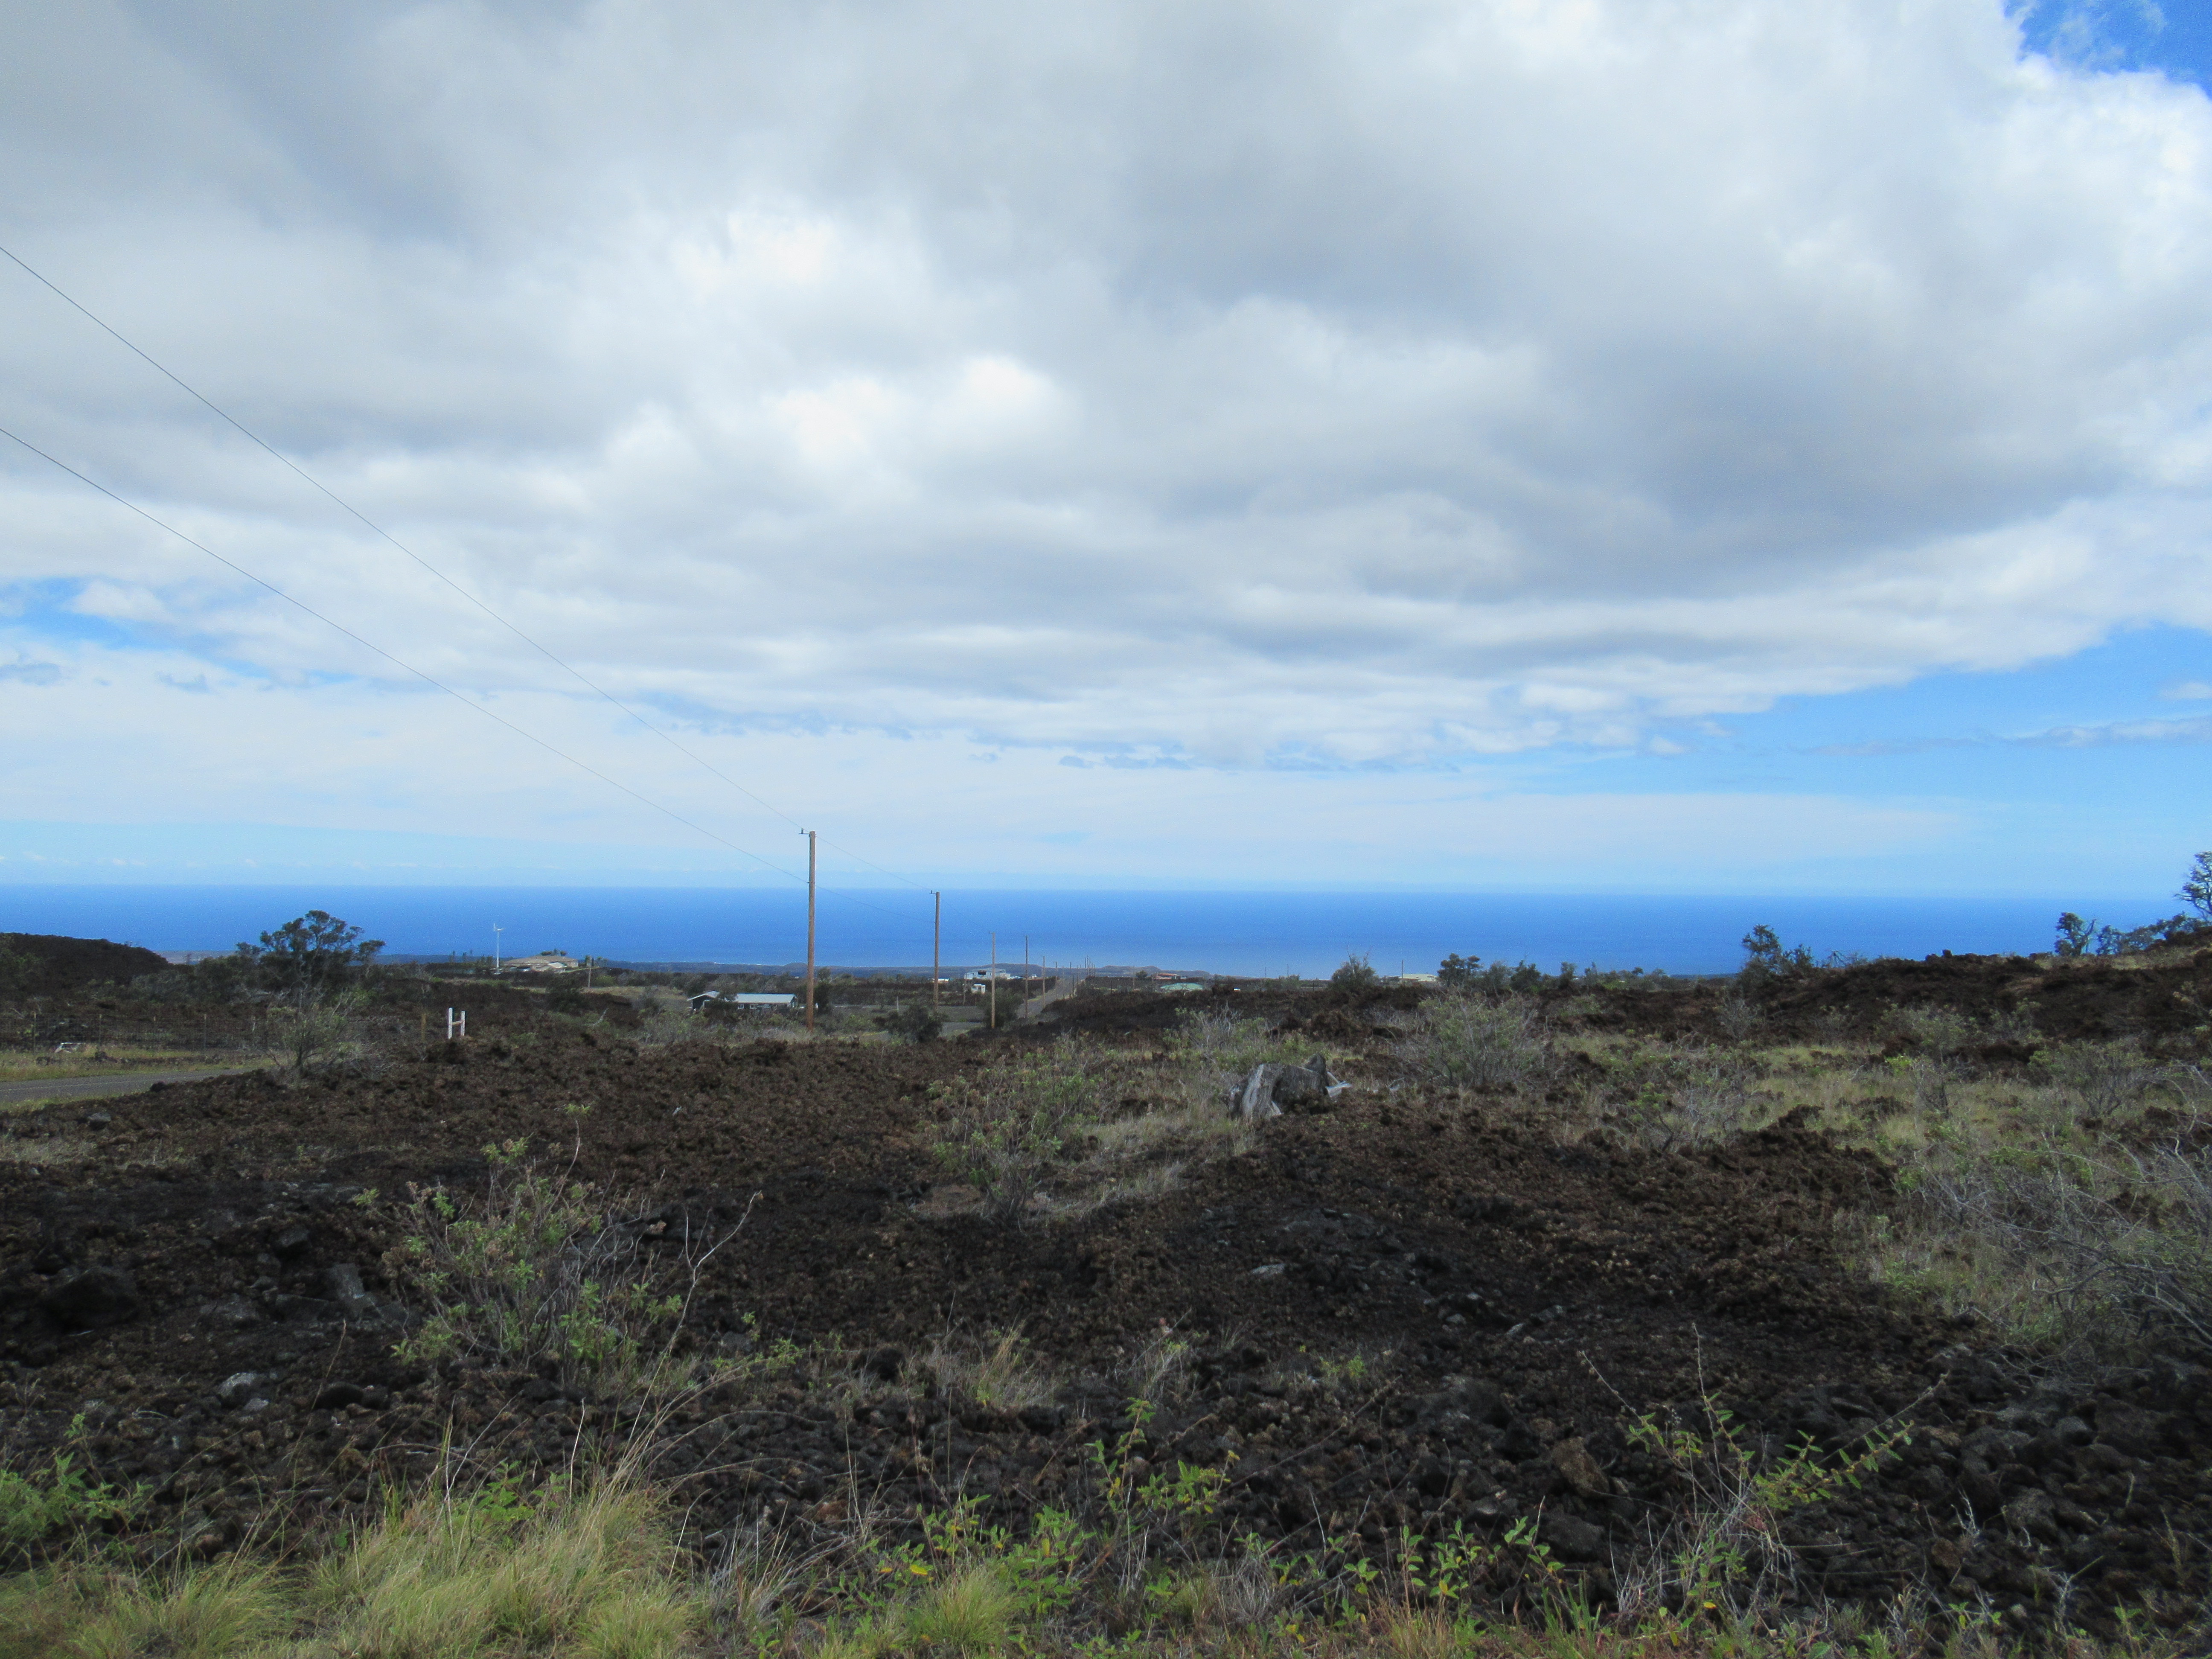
[[5, 894, 2212, 1657]]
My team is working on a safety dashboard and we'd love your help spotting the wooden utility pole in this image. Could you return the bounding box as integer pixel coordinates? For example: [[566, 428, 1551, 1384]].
[[804, 830, 817, 1034], [989, 930, 997, 1030], [932, 891, 941, 1007]]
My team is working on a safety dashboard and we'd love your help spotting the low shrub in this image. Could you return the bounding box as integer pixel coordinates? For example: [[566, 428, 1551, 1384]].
[[1610, 1384, 1910, 1626], [1396, 994, 1547, 1091], [2032, 1037, 2177, 1122], [1169, 1010, 1322, 1088], [381, 1133, 730, 1395], [274, 994, 364, 1078], [882, 1002, 943, 1044], [1328, 955, 1380, 994], [1616, 1051, 1758, 1150], [1905, 1137, 2212, 1366], [928, 1042, 1106, 1219], [0, 1420, 140, 1563]]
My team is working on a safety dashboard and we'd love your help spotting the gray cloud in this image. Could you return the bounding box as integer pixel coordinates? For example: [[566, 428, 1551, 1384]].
[[3, 0, 2211, 782]]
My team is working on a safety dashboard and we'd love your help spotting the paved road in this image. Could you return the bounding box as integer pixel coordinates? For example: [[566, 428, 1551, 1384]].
[[0, 1066, 258, 1109]]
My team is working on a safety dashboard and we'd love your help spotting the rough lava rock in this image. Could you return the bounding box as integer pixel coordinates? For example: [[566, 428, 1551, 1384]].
[[1231, 1056, 1341, 1120], [38, 1264, 140, 1329]]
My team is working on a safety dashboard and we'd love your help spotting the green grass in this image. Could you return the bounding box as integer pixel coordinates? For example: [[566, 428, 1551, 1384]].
[[3, 1421, 2202, 1659]]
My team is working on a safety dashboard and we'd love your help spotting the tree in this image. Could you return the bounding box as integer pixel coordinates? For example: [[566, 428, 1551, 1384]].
[[2180, 852, 2212, 923], [2054, 913, 2096, 959], [1330, 954, 1380, 992], [1437, 953, 1481, 990], [1740, 925, 1813, 982], [238, 911, 384, 1000]]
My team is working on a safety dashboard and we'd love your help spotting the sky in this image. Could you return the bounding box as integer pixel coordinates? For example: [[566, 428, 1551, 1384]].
[[4, 0, 2211, 902]]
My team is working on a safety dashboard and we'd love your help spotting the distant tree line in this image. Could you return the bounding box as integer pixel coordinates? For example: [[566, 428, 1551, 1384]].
[[2055, 851, 2212, 959]]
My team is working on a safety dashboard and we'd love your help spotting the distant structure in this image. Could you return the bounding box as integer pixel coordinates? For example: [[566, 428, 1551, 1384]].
[[504, 953, 579, 974], [688, 991, 797, 1011]]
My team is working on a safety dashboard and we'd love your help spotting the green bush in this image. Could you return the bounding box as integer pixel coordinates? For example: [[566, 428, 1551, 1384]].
[[1396, 994, 1547, 1091], [383, 1136, 699, 1394], [883, 1003, 943, 1044], [0, 1421, 140, 1561], [275, 995, 362, 1077], [1327, 955, 1379, 993], [928, 1044, 1103, 1219], [1169, 1011, 1320, 1079]]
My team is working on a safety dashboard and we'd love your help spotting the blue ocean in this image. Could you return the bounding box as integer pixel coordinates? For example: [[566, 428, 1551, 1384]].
[[0, 885, 2156, 978]]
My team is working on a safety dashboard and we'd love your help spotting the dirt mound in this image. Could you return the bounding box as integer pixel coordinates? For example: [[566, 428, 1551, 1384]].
[[1047, 982, 1422, 1039], [1761, 950, 2212, 1042], [1, 933, 172, 996], [1537, 949, 2212, 1047]]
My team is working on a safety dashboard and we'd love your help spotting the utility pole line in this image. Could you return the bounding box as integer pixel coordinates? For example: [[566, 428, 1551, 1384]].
[[492, 923, 503, 972], [932, 891, 941, 1007], [989, 930, 997, 1030], [803, 830, 817, 1034]]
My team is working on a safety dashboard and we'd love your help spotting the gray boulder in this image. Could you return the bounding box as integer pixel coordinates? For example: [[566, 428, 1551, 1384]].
[[1231, 1056, 1342, 1120]]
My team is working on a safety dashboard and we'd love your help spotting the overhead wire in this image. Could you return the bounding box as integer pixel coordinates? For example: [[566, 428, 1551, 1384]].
[[0, 240, 936, 897], [0, 421, 826, 888]]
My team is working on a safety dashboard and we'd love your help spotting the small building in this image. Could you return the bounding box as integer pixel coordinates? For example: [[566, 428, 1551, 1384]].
[[689, 991, 796, 1011]]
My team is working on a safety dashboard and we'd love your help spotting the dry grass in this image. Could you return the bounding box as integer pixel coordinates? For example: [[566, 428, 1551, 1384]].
[[922, 1035, 1284, 1222], [0, 1472, 702, 1659], [915, 1330, 1060, 1413], [0, 1135, 99, 1166], [0, 1046, 240, 1083], [1509, 1016, 2212, 1373]]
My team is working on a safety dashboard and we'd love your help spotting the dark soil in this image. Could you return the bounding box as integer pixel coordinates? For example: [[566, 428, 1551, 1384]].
[[1755, 949, 2212, 1044], [3, 934, 172, 998], [1, 968, 2206, 1637]]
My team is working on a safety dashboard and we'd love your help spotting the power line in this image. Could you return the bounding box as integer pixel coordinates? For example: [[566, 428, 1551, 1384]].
[[0, 240, 934, 895], [0, 421, 826, 887]]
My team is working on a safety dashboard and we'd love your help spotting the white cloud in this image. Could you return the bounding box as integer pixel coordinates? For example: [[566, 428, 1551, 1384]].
[[0, 634, 1968, 886], [1, 0, 2209, 856]]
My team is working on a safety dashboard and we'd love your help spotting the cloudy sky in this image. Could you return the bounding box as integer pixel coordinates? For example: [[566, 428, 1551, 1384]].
[[4, 0, 2210, 898]]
